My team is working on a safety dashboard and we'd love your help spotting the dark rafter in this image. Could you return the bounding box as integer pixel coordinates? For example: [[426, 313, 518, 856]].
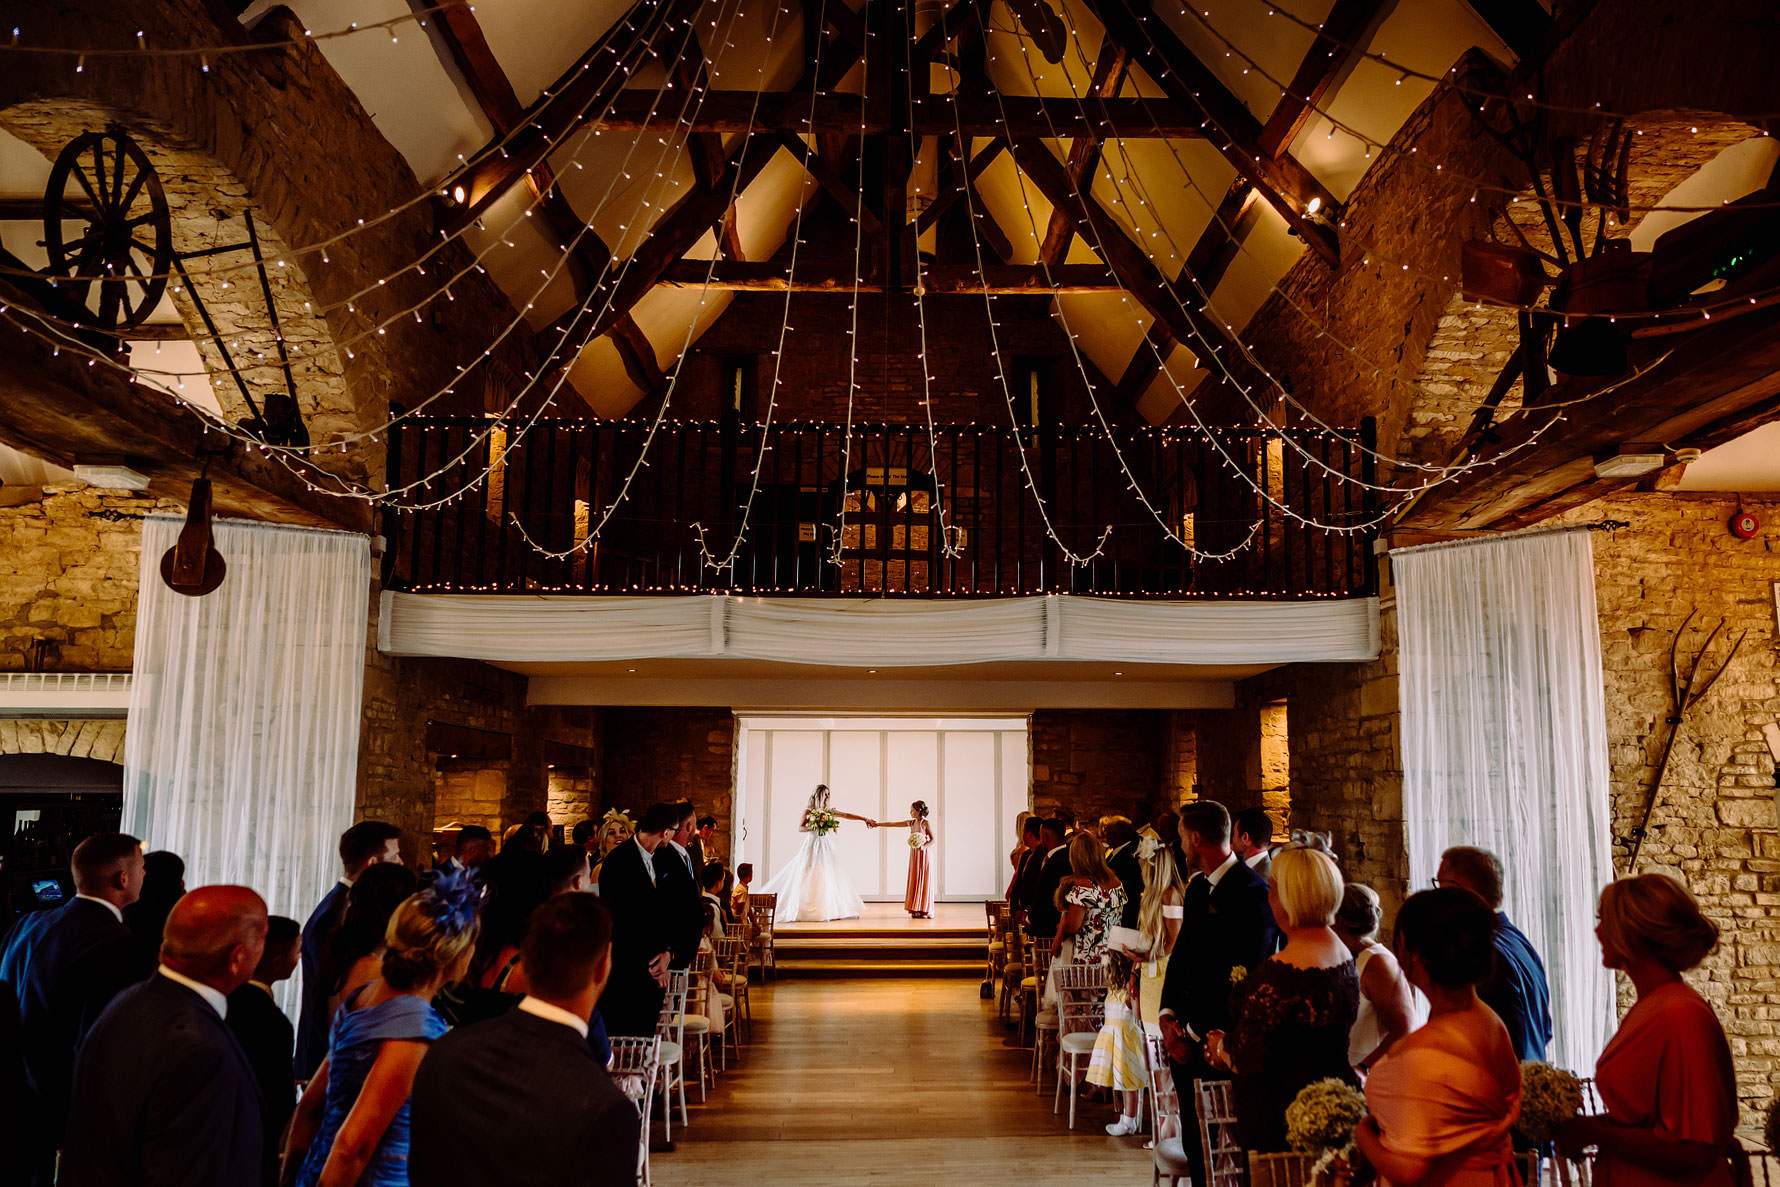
[[915, 138, 1005, 233], [1460, 0, 1556, 62], [1037, 38, 1128, 268], [778, 132, 883, 235], [1079, 0, 1340, 264], [424, 0, 668, 395], [1257, 0, 1394, 157]]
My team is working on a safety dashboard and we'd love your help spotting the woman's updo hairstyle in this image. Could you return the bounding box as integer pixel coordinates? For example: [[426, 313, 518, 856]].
[[1393, 887, 1494, 988], [381, 871, 481, 990], [911, 800, 929, 818], [1597, 874, 1718, 972], [1335, 882, 1384, 942]]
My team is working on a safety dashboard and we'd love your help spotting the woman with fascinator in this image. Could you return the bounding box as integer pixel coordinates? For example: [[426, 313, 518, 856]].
[[285, 870, 481, 1186]]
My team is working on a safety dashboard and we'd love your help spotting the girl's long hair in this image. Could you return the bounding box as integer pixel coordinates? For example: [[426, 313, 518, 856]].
[[1137, 843, 1185, 953]]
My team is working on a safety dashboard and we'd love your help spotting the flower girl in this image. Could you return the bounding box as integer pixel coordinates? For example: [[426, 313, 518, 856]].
[[1087, 950, 1147, 1136]]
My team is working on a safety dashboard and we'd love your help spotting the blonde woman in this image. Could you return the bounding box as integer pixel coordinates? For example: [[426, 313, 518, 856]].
[[1135, 839, 1187, 1037], [1211, 842, 1358, 1152], [286, 873, 481, 1187], [1056, 831, 1126, 965]]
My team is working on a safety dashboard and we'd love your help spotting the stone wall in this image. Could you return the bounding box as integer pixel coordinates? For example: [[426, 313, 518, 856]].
[[0, 488, 178, 672], [0, 718, 126, 763], [599, 707, 736, 837], [1029, 709, 1165, 825], [1569, 492, 1780, 1111]]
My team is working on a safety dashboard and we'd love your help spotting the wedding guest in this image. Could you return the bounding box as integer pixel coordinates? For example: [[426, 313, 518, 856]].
[[1555, 875, 1738, 1186], [1357, 887, 1520, 1187], [654, 801, 705, 970], [1102, 817, 1143, 928], [1232, 808, 1274, 878], [1007, 815, 1043, 906], [700, 863, 730, 940], [502, 821, 546, 855], [452, 825, 495, 874], [730, 862, 756, 922], [1135, 839, 1187, 1036], [467, 851, 549, 992], [299, 820, 402, 1079], [1087, 949, 1147, 1136], [1025, 819, 1072, 939], [122, 849, 185, 959], [321, 863, 419, 1020], [63, 885, 267, 1187], [285, 874, 480, 1187], [571, 818, 599, 857], [1057, 831, 1126, 964], [1055, 806, 1078, 836], [1335, 882, 1425, 1073], [695, 815, 724, 868], [1216, 842, 1359, 1152], [871, 801, 935, 919], [229, 915, 302, 1187], [1131, 801, 1159, 841], [598, 802, 677, 1036], [410, 894, 637, 1187], [1437, 846, 1551, 1061], [1158, 801, 1277, 1183], [545, 844, 593, 896], [0, 832, 147, 1186]]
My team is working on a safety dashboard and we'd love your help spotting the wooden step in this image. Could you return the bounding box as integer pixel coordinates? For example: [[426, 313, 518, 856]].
[[773, 957, 985, 979]]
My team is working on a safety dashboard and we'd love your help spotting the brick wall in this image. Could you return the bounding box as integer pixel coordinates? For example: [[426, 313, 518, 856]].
[[599, 707, 736, 837], [1029, 709, 1165, 825]]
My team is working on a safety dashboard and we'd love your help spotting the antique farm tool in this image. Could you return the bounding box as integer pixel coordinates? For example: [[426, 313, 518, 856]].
[[160, 473, 227, 597]]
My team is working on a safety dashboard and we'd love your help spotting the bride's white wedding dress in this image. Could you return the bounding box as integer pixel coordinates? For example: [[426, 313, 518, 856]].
[[759, 825, 865, 923]]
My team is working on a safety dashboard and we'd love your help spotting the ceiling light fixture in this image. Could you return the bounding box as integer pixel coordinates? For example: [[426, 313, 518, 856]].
[[1592, 450, 1667, 479]]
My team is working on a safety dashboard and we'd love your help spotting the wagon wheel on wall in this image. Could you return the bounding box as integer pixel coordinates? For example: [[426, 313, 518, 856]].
[[42, 130, 172, 331]]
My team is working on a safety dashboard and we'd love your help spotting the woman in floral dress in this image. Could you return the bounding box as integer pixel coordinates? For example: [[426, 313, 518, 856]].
[[1056, 831, 1126, 964]]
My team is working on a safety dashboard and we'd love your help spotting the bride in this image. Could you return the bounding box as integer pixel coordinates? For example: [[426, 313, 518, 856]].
[[759, 785, 871, 923]]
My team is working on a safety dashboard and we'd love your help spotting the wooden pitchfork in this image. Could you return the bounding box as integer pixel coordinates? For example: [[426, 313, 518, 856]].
[[1624, 608, 1746, 872]]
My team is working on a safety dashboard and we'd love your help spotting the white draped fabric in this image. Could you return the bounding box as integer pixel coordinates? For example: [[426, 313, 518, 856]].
[[380, 592, 1380, 666], [125, 517, 370, 1012], [1394, 528, 1615, 1073]]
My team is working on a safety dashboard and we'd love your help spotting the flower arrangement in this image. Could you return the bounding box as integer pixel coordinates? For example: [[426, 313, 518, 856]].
[[1230, 965, 1248, 985], [1286, 1078, 1369, 1154], [907, 830, 927, 848], [807, 807, 840, 836], [1515, 1061, 1583, 1145]]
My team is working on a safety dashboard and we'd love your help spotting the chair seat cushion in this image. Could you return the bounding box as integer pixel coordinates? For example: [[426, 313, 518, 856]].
[[1002, 963, 1025, 979], [1034, 1010, 1058, 1029], [678, 1015, 712, 1034], [718, 993, 735, 1010], [1019, 976, 1037, 990], [1060, 1031, 1098, 1054], [1153, 1138, 1193, 1173], [657, 1041, 682, 1065]]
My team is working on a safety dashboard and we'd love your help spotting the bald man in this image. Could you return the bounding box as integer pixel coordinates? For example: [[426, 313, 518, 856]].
[[61, 886, 267, 1187]]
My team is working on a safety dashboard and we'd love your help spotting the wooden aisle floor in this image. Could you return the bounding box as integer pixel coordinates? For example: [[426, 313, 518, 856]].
[[655, 977, 1146, 1184]]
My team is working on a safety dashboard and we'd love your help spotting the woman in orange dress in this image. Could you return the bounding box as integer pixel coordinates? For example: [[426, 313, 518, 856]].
[[872, 800, 934, 919], [1356, 887, 1521, 1187], [1556, 875, 1737, 1187]]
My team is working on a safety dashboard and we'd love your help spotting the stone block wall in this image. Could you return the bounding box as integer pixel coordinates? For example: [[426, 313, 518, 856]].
[[599, 708, 737, 837], [1568, 492, 1780, 1112], [0, 488, 178, 672], [0, 718, 127, 763], [1029, 709, 1165, 825]]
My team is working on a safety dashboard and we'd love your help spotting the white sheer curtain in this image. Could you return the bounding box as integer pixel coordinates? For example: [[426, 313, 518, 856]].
[[125, 517, 370, 1012], [1395, 528, 1615, 1072]]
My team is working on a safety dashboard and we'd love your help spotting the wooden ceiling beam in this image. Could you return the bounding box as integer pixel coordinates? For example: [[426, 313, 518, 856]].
[[1037, 38, 1129, 268], [915, 137, 1005, 233], [590, 90, 1216, 137], [1079, 0, 1340, 264], [1460, 0, 1556, 62], [777, 132, 883, 236], [1257, 0, 1394, 158]]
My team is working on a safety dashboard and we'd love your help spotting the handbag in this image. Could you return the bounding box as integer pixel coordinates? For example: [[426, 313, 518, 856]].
[[1108, 925, 1149, 956]]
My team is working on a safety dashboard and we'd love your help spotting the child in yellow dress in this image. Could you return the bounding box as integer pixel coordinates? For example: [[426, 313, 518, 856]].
[[1086, 950, 1147, 1136]]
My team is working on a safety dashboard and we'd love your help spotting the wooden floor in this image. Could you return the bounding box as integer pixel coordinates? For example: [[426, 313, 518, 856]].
[[657, 977, 1146, 1184]]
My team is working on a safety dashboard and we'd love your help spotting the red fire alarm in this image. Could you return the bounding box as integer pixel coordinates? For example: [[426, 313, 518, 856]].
[[1730, 502, 1761, 539]]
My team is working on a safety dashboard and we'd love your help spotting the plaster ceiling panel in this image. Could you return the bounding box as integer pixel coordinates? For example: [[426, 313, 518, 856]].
[[974, 148, 1056, 265], [1629, 137, 1780, 252], [552, 127, 699, 260], [127, 341, 225, 414], [243, 0, 490, 186], [461, 189, 580, 331], [1052, 292, 1152, 383], [469, 0, 632, 107], [1136, 349, 1212, 425], [680, 152, 816, 262], [630, 284, 736, 375], [704, 0, 811, 91], [0, 129, 52, 195], [1094, 140, 1237, 278], [565, 337, 644, 416], [1205, 202, 1307, 331], [1158, 0, 1334, 123], [1676, 423, 1780, 492]]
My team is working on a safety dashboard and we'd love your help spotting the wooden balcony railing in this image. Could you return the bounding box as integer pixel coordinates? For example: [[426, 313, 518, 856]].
[[381, 417, 1378, 598]]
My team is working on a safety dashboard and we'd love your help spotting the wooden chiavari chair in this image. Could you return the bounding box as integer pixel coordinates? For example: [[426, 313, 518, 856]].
[[607, 1035, 661, 1186], [1194, 1078, 1245, 1187], [1143, 1031, 1192, 1187], [1052, 960, 1108, 1129], [714, 935, 751, 1043], [1246, 1153, 1317, 1187], [653, 969, 691, 1136], [747, 893, 778, 980]]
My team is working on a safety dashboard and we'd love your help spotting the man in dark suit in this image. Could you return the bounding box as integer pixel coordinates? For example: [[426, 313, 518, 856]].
[[0, 832, 148, 1186], [597, 801, 677, 1036], [411, 893, 639, 1186], [1008, 817, 1044, 919], [295, 819, 400, 1080], [1438, 845, 1553, 1061], [1232, 807, 1275, 881], [1024, 819, 1072, 940], [1103, 817, 1144, 929], [62, 884, 267, 1187], [228, 916, 301, 1187], [652, 801, 705, 971], [1158, 801, 1279, 1187]]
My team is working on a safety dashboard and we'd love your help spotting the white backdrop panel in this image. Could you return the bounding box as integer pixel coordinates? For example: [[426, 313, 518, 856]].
[[828, 731, 885, 897], [763, 731, 823, 882], [941, 731, 999, 897], [884, 732, 940, 902]]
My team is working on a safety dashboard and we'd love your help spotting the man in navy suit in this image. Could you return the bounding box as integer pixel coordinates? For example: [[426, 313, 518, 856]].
[[1158, 801, 1280, 1187], [228, 915, 302, 1187], [652, 802, 705, 972], [0, 832, 148, 1187], [410, 893, 639, 1186], [597, 802, 677, 1036], [294, 819, 400, 1079], [1023, 819, 1072, 940], [62, 884, 267, 1187]]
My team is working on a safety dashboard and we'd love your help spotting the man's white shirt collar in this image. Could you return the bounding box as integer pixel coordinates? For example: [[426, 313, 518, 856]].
[[158, 965, 228, 1019], [1244, 850, 1268, 869], [74, 893, 123, 923], [1046, 843, 1067, 859], [518, 995, 589, 1039], [1205, 851, 1239, 889], [634, 836, 657, 884]]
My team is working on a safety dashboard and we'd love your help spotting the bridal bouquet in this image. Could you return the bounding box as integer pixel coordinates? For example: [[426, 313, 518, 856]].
[[807, 807, 841, 836], [1514, 1061, 1583, 1145], [1286, 1079, 1368, 1153]]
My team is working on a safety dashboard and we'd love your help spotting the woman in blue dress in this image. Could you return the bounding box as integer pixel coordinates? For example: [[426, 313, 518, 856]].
[[285, 870, 480, 1186]]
